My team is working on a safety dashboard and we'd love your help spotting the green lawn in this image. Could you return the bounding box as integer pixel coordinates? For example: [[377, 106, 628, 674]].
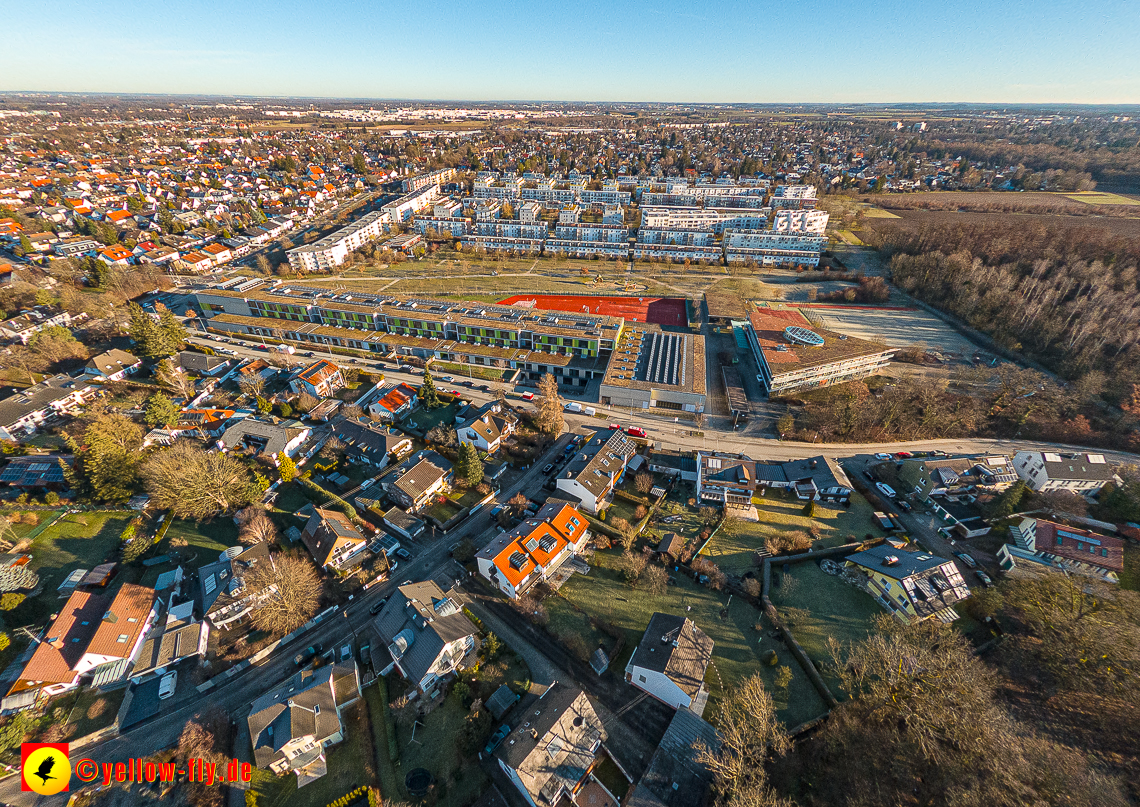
[[768, 559, 884, 697], [426, 498, 465, 524], [559, 549, 828, 726], [249, 700, 376, 807], [364, 682, 402, 800], [395, 693, 488, 807], [160, 518, 239, 562], [702, 491, 880, 575], [273, 482, 315, 516], [400, 400, 461, 435], [14, 510, 135, 626]]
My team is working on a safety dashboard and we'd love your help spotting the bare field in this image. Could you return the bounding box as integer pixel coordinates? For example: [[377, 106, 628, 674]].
[[1066, 191, 1140, 206], [865, 207, 1140, 237], [806, 304, 981, 355]]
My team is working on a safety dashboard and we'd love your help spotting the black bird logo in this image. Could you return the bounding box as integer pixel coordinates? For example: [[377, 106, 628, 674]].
[[33, 755, 55, 786]]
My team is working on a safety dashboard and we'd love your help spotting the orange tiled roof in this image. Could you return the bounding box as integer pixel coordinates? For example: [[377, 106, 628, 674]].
[[85, 584, 154, 658]]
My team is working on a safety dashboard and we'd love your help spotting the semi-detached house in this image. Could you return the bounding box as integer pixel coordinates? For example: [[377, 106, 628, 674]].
[[476, 503, 590, 599]]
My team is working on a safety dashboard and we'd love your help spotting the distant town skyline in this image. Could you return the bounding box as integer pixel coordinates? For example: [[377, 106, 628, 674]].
[[5, 0, 1140, 103]]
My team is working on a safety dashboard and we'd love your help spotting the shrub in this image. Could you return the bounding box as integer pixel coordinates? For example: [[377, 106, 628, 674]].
[[0, 593, 25, 611], [762, 649, 779, 666], [775, 665, 794, 689], [43, 492, 59, 506], [0, 633, 9, 652]]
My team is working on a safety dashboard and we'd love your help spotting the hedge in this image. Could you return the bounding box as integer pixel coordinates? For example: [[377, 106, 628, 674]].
[[297, 476, 358, 521]]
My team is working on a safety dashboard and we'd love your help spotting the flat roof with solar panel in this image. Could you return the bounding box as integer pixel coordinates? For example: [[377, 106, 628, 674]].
[[599, 323, 706, 397]]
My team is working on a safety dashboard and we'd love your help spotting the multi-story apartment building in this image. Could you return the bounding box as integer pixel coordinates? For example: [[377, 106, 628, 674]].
[[474, 221, 549, 240], [545, 222, 630, 259], [769, 184, 818, 209], [380, 183, 441, 224], [402, 167, 458, 192], [639, 206, 722, 229], [745, 307, 894, 396], [723, 230, 827, 267], [771, 209, 829, 234], [194, 282, 621, 389], [286, 210, 387, 272], [519, 201, 543, 223], [414, 216, 470, 237], [433, 199, 462, 218]]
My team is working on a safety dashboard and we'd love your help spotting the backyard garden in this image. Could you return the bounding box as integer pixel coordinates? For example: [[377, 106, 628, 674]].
[[556, 548, 829, 727]]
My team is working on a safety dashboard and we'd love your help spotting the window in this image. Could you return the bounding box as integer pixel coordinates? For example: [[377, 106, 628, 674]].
[[117, 634, 129, 643], [639, 675, 646, 683]]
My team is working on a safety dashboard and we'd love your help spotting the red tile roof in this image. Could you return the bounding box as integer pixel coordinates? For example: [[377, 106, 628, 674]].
[[10, 591, 106, 692], [1036, 520, 1124, 573]]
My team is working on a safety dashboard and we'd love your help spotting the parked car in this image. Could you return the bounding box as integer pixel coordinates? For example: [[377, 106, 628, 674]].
[[478, 384, 491, 391], [395, 547, 411, 560], [875, 482, 897, 499], [158, 671, 178, 700], [955, 552, 977, 568], [542, 463, 555, 474], [294, 644, 323, 667], [484, 724, 511, 754], [975, 570, 993, 587], [339, 643, 353, 661], [897, 500, 912, 512], [440, 376, 455, 383], [369, 597, 388, 615], [626, 426, 647, 438], [462, 380, 476, 387], [609, 423, 622, 430], [874, 453, 892, 460]]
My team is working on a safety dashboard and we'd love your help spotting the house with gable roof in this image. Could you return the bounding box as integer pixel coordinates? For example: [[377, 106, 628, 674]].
[[370, 581, 477, 695], [625, 613, 713, 713], [300, 508, 369, 571], [475, 503, 590, 599]]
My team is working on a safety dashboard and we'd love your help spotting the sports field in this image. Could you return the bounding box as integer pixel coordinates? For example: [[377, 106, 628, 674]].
[[498, 293, 689, 326]]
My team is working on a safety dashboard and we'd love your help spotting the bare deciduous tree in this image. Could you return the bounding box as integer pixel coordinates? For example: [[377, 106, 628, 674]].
[[142, 443, 258, 520], [244, 553, 321, 637], [237, 508, 279, 545]]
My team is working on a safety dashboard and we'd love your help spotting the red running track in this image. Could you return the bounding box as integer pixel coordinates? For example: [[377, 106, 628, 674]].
[[498, 294, 688, 326]]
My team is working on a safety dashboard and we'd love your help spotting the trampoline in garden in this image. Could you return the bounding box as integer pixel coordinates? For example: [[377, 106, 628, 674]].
[[405, 768, 434, 797]]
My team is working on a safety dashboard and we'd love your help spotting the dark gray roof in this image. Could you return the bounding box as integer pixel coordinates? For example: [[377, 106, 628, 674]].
[[393, 452, 452, 500], [218, 418, 307, 459], [627, 709, 719, 807], [846, 544, 950, 579], [85, 349, 139, 376], [372, 581, 475, 685], [196, 541, 270, 617], [333, 418, 412, 460], [0, 374, 95, 428], [486, 683, 519, 719], [559, 429, 637, 498], [178, 351, 229, 373], [781, 456, 851, 490], [248, 662, 359, 769], [628, 613, 714, 699], [132, 619, 207, 677]]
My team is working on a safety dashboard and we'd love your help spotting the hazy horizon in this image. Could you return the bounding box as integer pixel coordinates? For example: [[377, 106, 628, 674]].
[[5, 0, 1138, 104]]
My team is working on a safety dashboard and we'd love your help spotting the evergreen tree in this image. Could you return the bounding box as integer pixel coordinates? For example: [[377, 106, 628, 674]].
[[128, 303, 171, 359], [352, 153, 367, 173], [144, 393, 180, 428], [277, 452, 298, 483], [419, 367, 442, 408], [156, 304, 188, 352], [456, 442, 484, 488]]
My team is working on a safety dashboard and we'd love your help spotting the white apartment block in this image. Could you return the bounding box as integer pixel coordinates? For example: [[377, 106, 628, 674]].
[[770, 184, 818, 209], [602, 204, 624, 225], [554, 223, 627, 243], [771, 209, 830, 234], [286, 210, 388, 272], [633, 242, 722, 262], [433, 200, 462, 218], [579, 189, 631, 206], [709, 208, 769, 232], [414, 216, 470, 237], [519, 201, 543, 223], [403, 167, 457, 192], [558, 205, 581, 224], [461, 235, 545, 254], [545, 239, 629, 259], [381, 184, 440, 224], [723, 230, 827, 267], [475, 221, 549, 240], [637, 227, 714, 246], [639, 206, 722, 229]]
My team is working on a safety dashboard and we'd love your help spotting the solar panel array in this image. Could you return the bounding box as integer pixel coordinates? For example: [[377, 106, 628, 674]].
[[636, 331, 688, 387]]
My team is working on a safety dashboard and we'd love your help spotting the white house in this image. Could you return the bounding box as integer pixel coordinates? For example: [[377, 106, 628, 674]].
[[83, 349, 141, 381], [625, 613, 713, 714], [475, 503, 590, 599], [554, 428, 637, 514], [1012, 451, 1121, 494]]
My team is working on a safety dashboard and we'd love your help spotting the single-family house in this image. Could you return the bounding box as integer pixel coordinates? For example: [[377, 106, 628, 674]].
[[389, 451, 453, 512], [898, 455, 1018, 502], [555, 428, 638, 514], [129, 599, 210, 682], [625, 613, 713, 713], [84, 349, 141, 381], [301, 508, 369, 571], [196, 542, 277, 630], [0, 454, 72, 491], [0, 374, 99, 442], [1013, 451, 1121, 494], [845, 545, 970, 624], [6, 583, 157, 701], [178, 350, 230, 377], [366, 383, 418, 422], [216, 418, 311, 465], [96, 244, 133, 266], [180, 251, 214, 273], [371, 581, 477, 695], [1008, 518, 1124, 582], [289, 360, 345, 399], [695, 452, 851, 507], [248, 662, 361, 787], [457, 401, 518, 454], [0, 308, 76, 344], [201, 243, 233, 265], [475, 503, 590, 599], [332, 418, 412, 468], [496, 682, 608, 807], [382, 508, 426, 541]]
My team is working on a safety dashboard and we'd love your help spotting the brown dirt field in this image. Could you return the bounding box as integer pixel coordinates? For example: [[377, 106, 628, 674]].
[[862, 207, 1140, 238]]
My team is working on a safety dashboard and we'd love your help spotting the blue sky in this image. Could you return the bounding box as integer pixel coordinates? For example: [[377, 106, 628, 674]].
[[5, 0, 1139, 103]]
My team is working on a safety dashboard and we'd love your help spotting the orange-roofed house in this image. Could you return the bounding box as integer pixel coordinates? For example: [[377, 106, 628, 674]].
[[105, 209, 134, 225], [0, 219, 24, 237], [96, 244, 134, 266], [367, 383, 419, 422], [201, 242, 232, 265], [180, 251, 214, 273], [475, 503, 590, 599], [289, 359, 345, 398], [6, 583, 157, 703]]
